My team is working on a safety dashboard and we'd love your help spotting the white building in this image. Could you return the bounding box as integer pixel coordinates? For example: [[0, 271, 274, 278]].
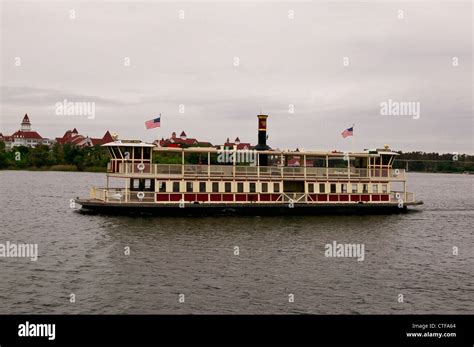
[[0, 114, 54, 149]]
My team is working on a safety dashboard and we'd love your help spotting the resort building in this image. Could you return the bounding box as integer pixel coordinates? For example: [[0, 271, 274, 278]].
[[56, 128, 113, 148], [0, 114, 53, 149], [223, 137, 252, 150], [155, 131, 213, 148]]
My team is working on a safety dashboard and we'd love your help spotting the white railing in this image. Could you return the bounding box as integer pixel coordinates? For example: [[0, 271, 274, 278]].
[[209, 165, 233, 177], [282, 167, 305, 177], [235, 166, 258, 177], [390, 191, 415, 203], [184, 165, 208, 176], [107, 162, 406, 181], [156, 164, 182, 175], [281, 193, 306, 202], [259, 166, 283, 177], [90, 188, 155, 203], [306, 167, 328, 178]]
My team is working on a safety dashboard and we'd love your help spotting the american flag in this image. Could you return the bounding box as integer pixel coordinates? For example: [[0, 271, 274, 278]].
[[145, 115, 161, 129], [341, 125, 354, 138]]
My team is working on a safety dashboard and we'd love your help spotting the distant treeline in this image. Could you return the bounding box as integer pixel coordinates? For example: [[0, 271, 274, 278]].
[[0, 142, 109, 172], [0, 141, 473, 173], [393, 151, 474, 173]]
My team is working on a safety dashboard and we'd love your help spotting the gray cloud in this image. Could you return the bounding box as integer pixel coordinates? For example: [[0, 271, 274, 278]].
[[0, 86, 129, 107], [0, 1, 472, 153]]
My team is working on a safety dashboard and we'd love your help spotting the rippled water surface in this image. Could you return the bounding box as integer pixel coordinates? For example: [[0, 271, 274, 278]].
[[0, 171, 472, 314]]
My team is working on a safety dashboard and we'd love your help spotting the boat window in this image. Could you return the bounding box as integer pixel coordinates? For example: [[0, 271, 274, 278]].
[[106, 147, 114, 159], [273, 183, 280, 193], [319, 183, 325, 193], [341, 183, 347, 193], [212, 182, 219, 192], [310, 157, 326, 167], [122, 147, 133, 160], [156, 151, 182, 165], [382, 184, 388, 193], [372, 184, 378, 193], [110, 147, 122, 159], [237, 182, 244, 193], [159, 181, 166, 192], [381, 155, 392, 165], [134, 147, 143, 160], [249, 182, 256, 193], [173, 182, 180, 192], [328, 157, 347, 168], [225, 182, 232, 192], [330, 184, 337, 193], [199, 182, 206, 193], [308, 183, 314, 193], [143, 147, 151, 160], [261, 182, 268, 193], [362, 184, 368, 193], [283, 181, 305, 193], [354, 157, 368, 168], [186, 182, 193, 192], [118, 147, 128, 159], [352, 184, 358, 193]]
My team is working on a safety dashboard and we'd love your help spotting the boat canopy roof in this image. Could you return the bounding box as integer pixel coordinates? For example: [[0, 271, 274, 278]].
[[152, 146, 399, 157], [101, 140, 399, 157], [102, 140, 155, 148]]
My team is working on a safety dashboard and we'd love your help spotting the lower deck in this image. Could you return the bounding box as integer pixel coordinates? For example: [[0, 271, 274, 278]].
[[88, 176, 417, 204], [84, 186, 420, 208], [90, 188, 416, 204], [92, 176, 416, 204]]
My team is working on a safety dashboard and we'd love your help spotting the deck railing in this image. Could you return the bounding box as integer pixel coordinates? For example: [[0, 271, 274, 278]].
[[89, 187, 416, 204], [390, 191, 415, 204], [90, 188, 156, 203], [107, 161, 406, 181]]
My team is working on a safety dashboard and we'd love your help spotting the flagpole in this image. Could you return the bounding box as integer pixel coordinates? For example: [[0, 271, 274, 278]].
[[351, 124, 355, 154]]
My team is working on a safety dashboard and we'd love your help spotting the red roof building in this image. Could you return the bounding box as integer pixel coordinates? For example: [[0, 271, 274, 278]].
[[12, 130, 43, 140], [56, 129, 113, 148], [1, 114, 53, 149], [91, 131, 113, 146], [155, 131, 213, 148], [223, 137, 252, 150], [21, 113, 31, 131], [0, 133, 13, 143], [0, 114, 113, 150]]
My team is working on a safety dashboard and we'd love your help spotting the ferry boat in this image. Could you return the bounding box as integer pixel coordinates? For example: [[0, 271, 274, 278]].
[[76, 115, 423, 215]]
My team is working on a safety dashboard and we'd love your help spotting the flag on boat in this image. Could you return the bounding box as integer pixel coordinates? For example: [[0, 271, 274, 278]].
[[145, 115, 161, 129], [341, 125, 354, 138]]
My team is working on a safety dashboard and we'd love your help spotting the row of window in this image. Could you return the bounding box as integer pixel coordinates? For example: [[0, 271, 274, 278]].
[[308, 183, 388, 194], [16, 139, 40, 143], [158, 181, 281, 193], [155, 181, 388, 194], [14, 139, 49, 144]]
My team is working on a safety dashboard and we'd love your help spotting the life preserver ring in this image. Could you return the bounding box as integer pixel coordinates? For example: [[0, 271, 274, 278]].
[[137, 192, 145, 200], [394, 169, 400, 176], [137, 163, 145, 171]]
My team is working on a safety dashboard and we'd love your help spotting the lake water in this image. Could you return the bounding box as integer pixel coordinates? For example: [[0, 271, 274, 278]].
[[0, 171, 472, 314]]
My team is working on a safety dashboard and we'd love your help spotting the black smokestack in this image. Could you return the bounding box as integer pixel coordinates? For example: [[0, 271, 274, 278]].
[[255, 114, 270, 166], [255, 114, 270, 150]]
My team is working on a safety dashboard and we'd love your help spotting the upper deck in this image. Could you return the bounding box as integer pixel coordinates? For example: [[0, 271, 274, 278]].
[[103, 143, 406, 182]]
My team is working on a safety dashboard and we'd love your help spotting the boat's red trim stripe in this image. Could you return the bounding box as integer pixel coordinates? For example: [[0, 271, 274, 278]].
[[155, 193, 391, 203]]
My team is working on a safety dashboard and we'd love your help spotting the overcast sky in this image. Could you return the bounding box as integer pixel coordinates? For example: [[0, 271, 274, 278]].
[[1, 0, 472, 153]]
